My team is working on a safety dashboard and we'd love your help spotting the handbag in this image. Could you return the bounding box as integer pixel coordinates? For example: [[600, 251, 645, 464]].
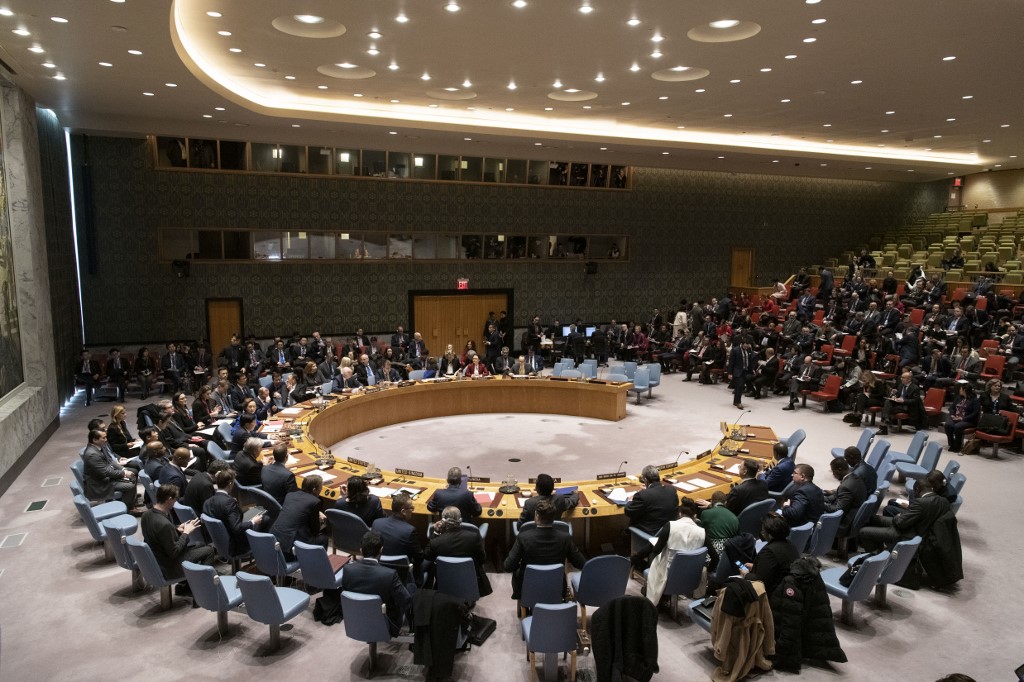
[[977, 412, 1010, 436], [838, 552, 872, 587]]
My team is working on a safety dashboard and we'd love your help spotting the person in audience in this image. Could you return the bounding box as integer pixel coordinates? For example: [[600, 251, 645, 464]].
[[782, 355, 819, 410], [161, 342, 186, 394], [722, 459, 770, 515], [105, 348, 129, 402], [780, 464, 825, 527], [254, 385, 279, 420], [847, 369, 884, 427], [424, 506, 492, 596], [232, 436, 264, 487], [202, 468, 265, 556], [504, 500, 586, 599], [632, 497, 706, 605], [944, 382, 980, 452], [191, 384, 221, 426], [171, 391, 203, 434], [624, 465, 679, 536], [228, 373, 256, 412], [140, 437, 169, 481], [141, 483, 215, 590], [406, 332, 429, 369], [859, 479, 950, 552], [341, 531, 411, 636], [82, 428, 139, 509], [759, 442, 794, 494], [261, 443, 297, 505], [464, 353, 490, 378], [354, 353, 379, 386], [438, 345, 461, 377], [426, 467, 482, 521], [739, 512, 798, 597], [823, 458, 868, 536], [74, 349, 102, 407], [371, 492, 424, 587], [519, 473, 577, 524], [133, 347, 157, 400], [182, 459, 226, 515], [210, 379, 235, 417], [842, 446, 878, 495], [106, 404, 142, 458], [698, 490, 739, 567], [334, 475, 385, 526], [271, 474, 328, 557], [230, 413, 262, 453], [157, 447, 191, 500], [335, 365, 361, 392]]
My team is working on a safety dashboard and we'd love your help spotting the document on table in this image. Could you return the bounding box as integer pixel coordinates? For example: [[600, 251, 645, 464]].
[[726, 463, 742, 475], [197, 427, 216, 436], [279, 407, 304, 415], [688, 478, 716, 489], [607, 487, 632, 504], [674, 481, 698, 492], [369, 486, 396, 498], [287, 455, 300, 465], [315, 471, 336, 482], [262, 423, 283, 433], [474, 492, 495, 505]]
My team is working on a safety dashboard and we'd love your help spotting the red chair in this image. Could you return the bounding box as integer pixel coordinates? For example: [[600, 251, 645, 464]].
[[976, 410, 1019, 458], [812, 310, 825, 326], [951, 287, 966, 303], [908, 308, 924, 326], [814, 344, 834, 367], [923, 387, 946, 427], [978, 339, 999, 358], [979, 354, 1006, 381], [876, 354, 901, 381], [833, 335, 857, 358], [804, 374, 841, 412], [975, 296, 988, 311]]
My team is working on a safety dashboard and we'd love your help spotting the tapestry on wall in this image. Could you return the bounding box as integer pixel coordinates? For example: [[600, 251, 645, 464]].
[[0, 107, 25, 399]]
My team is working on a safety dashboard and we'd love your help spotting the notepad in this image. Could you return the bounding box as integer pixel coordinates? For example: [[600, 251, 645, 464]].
[[726, 463, 742, 475], [279, 407, 304, 415], [261, 424, 283, 433], [287, 455, 300, 465], [197, 427, 216, 436], [474, 492, 495, 505], [673, 481, 698, 492], [215, 418, 234, 425], [314, 471, 336, 482], [606, 487, 631, 504], [689, 478, 716, 489], [369, 486, 396, 498]]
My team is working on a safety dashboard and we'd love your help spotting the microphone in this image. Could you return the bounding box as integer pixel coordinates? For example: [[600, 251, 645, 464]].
[[672, 450, 689, 470], [466, 465, 473, 480], [615, 460, 628, 486], [730, 409, 750, 439]]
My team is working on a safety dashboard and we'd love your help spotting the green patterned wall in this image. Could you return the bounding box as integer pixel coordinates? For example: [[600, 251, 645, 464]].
[[78, 135, 947, 344]]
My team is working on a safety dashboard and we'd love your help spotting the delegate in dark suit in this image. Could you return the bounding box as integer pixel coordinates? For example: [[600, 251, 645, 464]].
[[371, 515, 424, 585], [624, 483, 679, 536], [427, 486, 481, 521], [181, 471, 216, 515], [727, 344, 756, 406], [82, 443, 135, 503], [824, 473, 868, 534], [781, 481, 826, 526], [261, 461, 298, 506], [140, 507, 214, 580], [860, 492, 951, 552], [271, 490, 326, 554], [340, 558, 411, 636], [424, 527, 492, 596], [203, 489, 260, 556], [503, 525, 586, 598], [760, 456, 795, 494], [157, 461, 189, 500], [725, 478, 770, 515]]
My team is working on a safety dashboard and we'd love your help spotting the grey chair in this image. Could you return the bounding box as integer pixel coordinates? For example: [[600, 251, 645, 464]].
[[102, 515, 143, 590], [341, 591, 414, 677], [202, 513, 251, 573], [646, 546, 708, 621], [837, 494, 878, 559], [182, 560, 244, 635], [628, 367, 651, 404], [243, 485, 284, 526], [821, 550, 890, 625], [569, 555, 630, 631], [788, 521, 814, 553], [519, 563, 565, 617], [435, 556, 480, 602], [736, 498, 775, 536], [207, 440, 233, 462], [137, 470, 157, 506], [521, 601, 579, 682], [831, 427, 877, 460], [235, 571, 310, 651], [326, 508, 370, 556], [70, 459, 86, 487], [293, 540, 346, 592], [245, 529, 301, 584], [72, 494, 127, 559], [515, 520, 571, 538], [779, 428, 807, 460], [865, 438, 893, 470], [894, 441, 941, 481], [806, 510, 843, 557], [125, 535, 185, 610], [887, 430, 928, 465]]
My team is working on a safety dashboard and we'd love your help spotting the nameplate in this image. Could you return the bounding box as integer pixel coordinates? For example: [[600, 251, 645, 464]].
[[467, 476, 491, 483], [347, 456, 369, 468], [396, 468, 424, 478], [528, 477, 562, 484], [596, 471, 626, 481], [656, 462, 680, 471]]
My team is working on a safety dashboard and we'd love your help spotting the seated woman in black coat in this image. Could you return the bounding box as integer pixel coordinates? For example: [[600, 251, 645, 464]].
[[333, 475, 384, 527], [739, 512, 799, 597]]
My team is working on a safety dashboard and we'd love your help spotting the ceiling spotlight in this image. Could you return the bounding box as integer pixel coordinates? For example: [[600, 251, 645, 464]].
[[780, 98, 791, 103], [710, 19, 739, 29], [337, 62, 356, 68], [934, 135, 943, 138], [229, 48, 241, 53], [0, 9, 12, 16], [650, 51, 662, 58], [695, 88, 705, 93], [388, 62, 399, 70], [534, 142, 542, 146], [218, 30, 231, 36], [317, 85, 328, 89], [353, 93, 363, 97], [368, 30, 382, 39], [630, 63, 641, 72], [505, 107, 514, 111], [395, 13, 409, 23], [50, 16, 69, 23], [202, 114, 212, 118], [206, 11, 222, 18], [594, 73, 605, 82], [142, 91, 154, 96], [885, 110, 895, 114], [29, 46, 44, 53], [292, 124, 300, 127], [513, 0, 528, 7], [128, 49, 142, 55], [254, 62, 266, 67], [658, 96, 668, 100], [294, 14, 325, 24], [785, 54, 797, 59], [812, 18, 827, 24], [390, 131, 398, 135], [627, 17, 640, 26], [823, 123, 832, 127], [1001, 124, 1010, 127], [544, 107, 553, 110], [661, 151, 670, 155], [215, 106, 225, 110], [651, 34, 664, 42], [717, 156, 725, 159], [165, 82, 177, 87], [366, 47, 379, 55], [806, 0, 821, 4], [962, 95, 973, 99], [582, 105, 591, 109], [730, 79, 741, 83], [946, 117, 956, 121], [445, 2, 461, 12], [98, 61, 112, 67], [578, 2, 593, 14], [53, 73, 66, 80], [463, 137, 471, 141], [421, 73, 431, 81], [565, 88, 579, 93], [553, 79, 562, 88], [41, 62, 55, 68], [444, 87, 458, 92], [760, 67, 772, 72], [284, 75, 296, 80], [462, 79, 472, 88], [621, 102, 630, 106], [12, 28, 30, 36], [881, 129, 889, 133], [600, 147, 608, 150], [942, 55, 956, 61], [723, 113, 733, 117], [428, 103, 438, 107], [803, 37, 816, 43], [507, 80, 517, 90], [851, 80, 863, 84]]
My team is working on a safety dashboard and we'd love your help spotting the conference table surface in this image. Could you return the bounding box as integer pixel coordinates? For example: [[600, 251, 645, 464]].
[[255, 376, 779, 523]]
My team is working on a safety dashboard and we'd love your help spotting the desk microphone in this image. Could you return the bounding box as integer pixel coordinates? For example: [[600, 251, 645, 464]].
[[614, 460, 629, 486], [466, 465, 473, 480], [672, 450, 689, 469], [730, 409, 750, 439]]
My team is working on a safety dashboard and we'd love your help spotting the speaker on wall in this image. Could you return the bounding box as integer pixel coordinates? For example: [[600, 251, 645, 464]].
[[172, 260, 191, 278], [584, 261, 598, 275]]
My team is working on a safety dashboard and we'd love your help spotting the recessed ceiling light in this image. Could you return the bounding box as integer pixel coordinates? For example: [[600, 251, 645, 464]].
[[218, 30, 231, 36], [254, 62, 266, 67], [803, 37, 816, 43], [651, 34, 664, 42], [368, 30, 382, 39], [942, 55, 956, 61], [165, 82, 177, 87], [820, 163, 827, 167], [507, 80, 517, 90], [730, 79, 741, 84], [391, 99, 400, 103], [907, 169, 915, 172], [50, 16, 68, 23], [390, 131, 399, 135], [885, 110, 895, 114], [881, 129, 889, 133], [650, 50, 662, 58], [661, 151, 670, 155], [544, 106, 553, 110], [812, 18, 827, 24], [695, 88, 705, 93], [629, 63, 640, 72], [98, 61, 112, 66], [823, 123, 832, 127], [215, 106, 225, 110], [292, 124, 300, 127], [962, 95, 973, 99], [982, 139, 991, 142], [443, 87, 458, 92], [578, 2, 593, 14], [388, 62, 399, 70], [366, 47, 379, 55], [142, 91, 154, 96], [709, 20, 739, 29], [865, 167, 872, 170], [12, 29, 30, 36], [658, 96, 668, 100], [760, 68, 772, 72], [1001, 124, 1011, 127], [621, 102, 630, 106], [784, 54, 797, 59], [445, 2, 461, 12], [851, 80, 863, 84], [723, 113, 733, 117], [627, 17, 640, 26], [1011, 155, 1018, 158], [995, 164, 1002, 168], [565, 88, 580, 93], [294, 14, 325, 24], [202, 114, 212, 118], [317, 85, 328, 89], [934, 135, 942, 138], [582, 105, 591, 109], [772, 160, 779, 163], [467, 106, 475, 110], [513, 0, 528, 7], [128, 49, 142, 55], [780, 98, 791, 103], [594, 73, 605, 82], [677, 126, 685, 129], [28, 46, 44, 53], [206, 11, 222, 18], [41, 62, 56, 68], [600, 147, 608, 150], [284, 75, 296, 80], [53, 73, 65, 80], [806, 0, 821, 4], [553, 79, 562, 88], [395, 13, 409, 23], [229, 48, 241, 53], [0, 9, 12, 16], [353, 93, 363, 97], [421, 73, 431, 81], [534, 142, 542, 146], [463, 137, 471, 141], [428, 103, 438, 107], [717, 156, 725, 159], [505, 107, 514, 111]]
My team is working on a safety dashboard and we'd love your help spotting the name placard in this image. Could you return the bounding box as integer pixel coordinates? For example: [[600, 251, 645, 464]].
[[656, 462, 679, 471], [347, 457, 369, 468], [596, 471, 626, 481], [528, 477, 562, 484], [467, 476, 491, 483], [396, 468, 424, 478]]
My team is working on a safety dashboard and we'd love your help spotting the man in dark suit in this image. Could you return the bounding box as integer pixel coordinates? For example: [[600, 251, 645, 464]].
[[82, 429, 138, 508], [337, 366, 363, 392], [371, 492, 424, 587], [157, 447, 191, 502], [424, 507, 491, 596], [824, 458, 868, 534], [106, 348, 129, 402], [261, 443, 298, 505], [723, 459, 771, 515], [354, 354, 379, 386], [518, 473, 577, 524], [426, 467, 481, 521], [140, 483, 215, 582], [182, 460, 225, 515], [503, 500, 586, 599], [157, 410, 210, 471], [391, 326, 411, 354], [624, 465, 679, 536], [270, 475, 328, 556], [218, 334, 245, 377], [728, 338, 756, 409], [229, 374, 256, 412], [243, 341, 265, 377], [878, 370, 923, 435], [407, 332, 429, 369], [340, 531, 411, 636], [230, 413, 263, 453], [161, 342, 186, 394], [759, 442, 796, 494], [203, 469, 265, 556], [783, 355, 820, 410], [860, 479, 951, 552], [843, 446, 878, 495], [524, 349, 544, 375], [75, 350, 102, 406], [267, 339, 292, 372], [781, 464, 826, 527], [290, 336, 313, 370]]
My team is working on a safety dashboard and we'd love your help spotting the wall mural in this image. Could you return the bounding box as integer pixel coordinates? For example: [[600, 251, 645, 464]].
[[0, 115, 25, 398]]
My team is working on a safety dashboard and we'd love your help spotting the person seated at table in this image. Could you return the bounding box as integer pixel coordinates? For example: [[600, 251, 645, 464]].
[[156, 409, 210, 472], [944, 382, 980, 453], [780, 464, 825, 527], [519, 473, 578, 524], [228, 372, 256, 412], [423, 506, 492, 596], [427, 467, 481, 521], [380, 359, 402, 383], [341, 531, 411, 636], [624, 465, 679, 536], [230, 413, 265, 453], [336, 365, 362, 392], [463, 353, 490, 378], [203, 469, 266, 556], [721, 459, 770, 515], [191, 384, 222, 426], [261, 443, 298, 505], [231, 436, 264, 487], [758, 442, 794, 494], [631, 497, 707, 605], [439, 345, 461, 378], [782, 355, 820, 411], [371, 492, 424, 587], [698, 490, 739, 568], [170, 391, 204, 434], [493, 346, 514, 375], [503, 500, 586, 599], [823, 459, 868, 537], [354, 353, 380, 387], [271, 475, 329, 559], [254, 386, 280, 421], [231, 398, 262, 434], [334, 475, 385, 526], [289, 361, 321, 402], [82, 428, 139, 509]]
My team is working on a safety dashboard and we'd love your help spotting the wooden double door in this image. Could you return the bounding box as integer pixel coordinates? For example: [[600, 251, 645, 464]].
[[411, 291, 511, 358]]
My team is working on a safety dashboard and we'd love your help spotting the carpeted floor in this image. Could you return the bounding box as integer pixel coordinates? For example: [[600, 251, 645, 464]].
[[1, 363, 1020, 681]]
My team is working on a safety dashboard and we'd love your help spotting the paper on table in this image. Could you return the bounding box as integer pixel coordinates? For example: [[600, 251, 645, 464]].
[[607, 487, 631, 504], [689, 478, 715, 489], [474, 492, 495, 505], [726, 463, 742, 475], [369, 486, 396, 498], [279, 407, 304, 415], [674, 481, 698, 492], [314, 471, 336, 482], [197, 427, 216, 436], [399, 487, 423, 496], [262, 424, 283, 433], [287, 455, 300, 465]]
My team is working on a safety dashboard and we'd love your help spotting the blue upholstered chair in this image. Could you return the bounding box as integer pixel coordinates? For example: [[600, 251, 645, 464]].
[[519, 563, 565, 617], [293, 540, 346, 592], [887, 430, 928, 465], [646, 363, 661, 396], [325, 508, 370, 556], [521, 602, 579, 682], [778, 428, 807, 460], [102, 515, 142, 590], [182, 560, 244, 635], [568, 555, 630, 630], [806, 510, 843, 557], [831, 427, 877, 460], [125, 535, 185, 610], [435, 556, 480, 602], [788, 521, 814, 554], [646, 547, 708, 621], [821, 550, 890, 625], [245, 529, 300, 583], [736, 498, 775, 537], [202, 513, 251, 573], [341, 591, 414, 676], [235, 571, 309, 651], [895, 440, 941, 481]]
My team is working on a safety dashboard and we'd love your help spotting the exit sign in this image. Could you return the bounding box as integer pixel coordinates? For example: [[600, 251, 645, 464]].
[[457, 278, 469, 290]]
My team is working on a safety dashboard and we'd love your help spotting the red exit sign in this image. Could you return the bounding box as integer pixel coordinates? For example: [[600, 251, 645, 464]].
[[457, 278, 469, 290]]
